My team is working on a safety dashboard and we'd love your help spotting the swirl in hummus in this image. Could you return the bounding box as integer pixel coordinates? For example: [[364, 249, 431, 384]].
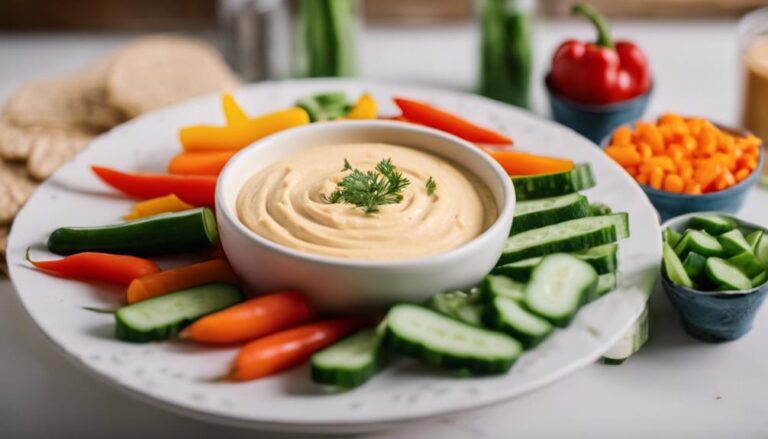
[[236, 143, 498, 260]]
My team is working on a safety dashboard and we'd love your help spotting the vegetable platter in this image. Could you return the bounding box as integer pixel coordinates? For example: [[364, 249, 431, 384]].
[[7, 79, 661, 433]]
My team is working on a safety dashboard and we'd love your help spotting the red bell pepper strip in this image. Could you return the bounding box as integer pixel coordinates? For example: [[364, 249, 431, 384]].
[[91, 166, 217, 208], [27, 250, 160, 285], [227, 317, 366, 381], [549, 3, 651, 104], [393, 97, 513, 145]]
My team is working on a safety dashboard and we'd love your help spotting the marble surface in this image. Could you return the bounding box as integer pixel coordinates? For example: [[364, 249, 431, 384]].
[[2, 19, 767, 438]]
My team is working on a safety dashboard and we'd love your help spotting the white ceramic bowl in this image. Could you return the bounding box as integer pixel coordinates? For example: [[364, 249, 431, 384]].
[[216, 120, 515, 313]]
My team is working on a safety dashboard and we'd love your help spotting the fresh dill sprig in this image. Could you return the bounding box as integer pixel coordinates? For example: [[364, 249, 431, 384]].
[[322, 158, 410, 214], [426, 176, 436, 196]]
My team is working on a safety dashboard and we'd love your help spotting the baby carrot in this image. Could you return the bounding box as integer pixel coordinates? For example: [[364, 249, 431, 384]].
[[28, 250, 159, 285], [168, 151, 236, 176], [663, 174, 684, 193], [126, 259, 238, 304], [605, 146, 641, 167], [228, 317, 366, 381], [182, 291, 316, 344], [486, 150, 574, 175]]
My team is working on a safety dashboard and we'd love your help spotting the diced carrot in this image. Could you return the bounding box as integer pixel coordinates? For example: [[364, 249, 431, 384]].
[[605, 146, 641, 167], [684, 181, 702, 194], [637, 122, 665, 154], [663, 174, 684, 193], [695, 161, 723, 190], [638, 142, 653, 159], [713, 171, 736, 191], [668, 143, 685, 163], [735, 168, 751, 182], [636, 173, 649, 185], [680, 163, 694, 182], [650, 168, 665, 190], [682, 135, 697, 153], [626, 166, 639, 177], [659, 113, 686, 125], [611, 126, 633, 146]]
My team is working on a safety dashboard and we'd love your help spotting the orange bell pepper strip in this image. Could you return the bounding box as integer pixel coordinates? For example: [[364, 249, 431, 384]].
[[92, 166, 217, 208], [123, 194, 194, 220], [126, 259, 238, 304], [168, 151, 236, 176], [180, 107, 310, 152], [393, 97, 513, 145], [345, 93, 378, 119], [486, 150, 574, 176], [181, 291, 317, 344], [227, 317, 366, 381], [27, 250, 159, 285]]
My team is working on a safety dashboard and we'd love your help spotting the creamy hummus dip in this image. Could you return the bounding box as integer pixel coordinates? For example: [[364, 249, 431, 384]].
[[236, 143, 497, 260]]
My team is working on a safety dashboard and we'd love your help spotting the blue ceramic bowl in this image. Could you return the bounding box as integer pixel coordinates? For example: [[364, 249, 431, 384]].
[[601, 123, 765, 222], [661, 212, 768, 342], [545, 75, 652, 144]]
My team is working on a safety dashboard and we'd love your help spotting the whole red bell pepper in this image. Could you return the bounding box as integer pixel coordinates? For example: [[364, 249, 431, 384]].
[[549, 3, 651, 105]]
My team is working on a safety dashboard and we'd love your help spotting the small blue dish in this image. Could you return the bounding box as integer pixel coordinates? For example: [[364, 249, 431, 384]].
[[661, 212, 768, 342], [545, 75, 652, 144], [601, 123, 765, 222]]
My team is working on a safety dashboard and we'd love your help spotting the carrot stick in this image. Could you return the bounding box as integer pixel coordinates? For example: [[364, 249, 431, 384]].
[[228, 317, 366, 381], [393, 97, 513, 145], [126, 259, 238, 304], [28, 250, 159, 285], [486, 150, 574, 175], [182, 291, 316, 344], [168, 151, 236, 176]]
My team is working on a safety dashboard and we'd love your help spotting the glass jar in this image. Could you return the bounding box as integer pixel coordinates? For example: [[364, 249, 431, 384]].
[[293, 0, 360, 78], [738, 6, 768, 175]]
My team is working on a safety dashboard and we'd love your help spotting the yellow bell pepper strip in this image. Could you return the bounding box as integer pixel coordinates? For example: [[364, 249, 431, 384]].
[[180, 107, 310, 152], [222, 93, 249, 125], [345, 93, 378, 119], [124, 194, 194, 220]]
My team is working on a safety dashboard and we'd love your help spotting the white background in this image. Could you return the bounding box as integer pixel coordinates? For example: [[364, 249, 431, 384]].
[[1, 19, 767, 438]]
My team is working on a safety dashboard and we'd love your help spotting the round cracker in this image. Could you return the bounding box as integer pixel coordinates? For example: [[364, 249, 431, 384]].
[[0, 119, 43, 161], [107, 35, 239, 117], [26, 130, 93, 181]]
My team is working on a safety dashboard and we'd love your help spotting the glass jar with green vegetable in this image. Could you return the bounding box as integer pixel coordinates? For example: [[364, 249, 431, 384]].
[[294, 0, 360, 78], [477, 0, 534, 109]]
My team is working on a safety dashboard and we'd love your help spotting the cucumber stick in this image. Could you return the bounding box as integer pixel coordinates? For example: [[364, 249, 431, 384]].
[[717, 229, 752, 257], [603, 304, 649, 365], [512, 193, 589, 235], [524, 254, 598, 327], [663, 242, 693, 288], [587, 203, 612, 217], [688, 214, 734, 235], [426, 290, 484, 327], [385, 304, 523, 375], [663, 228, 682, 248], [511, 164, 595, 201], [756, 233, 768, 266], [311, 328, 383, 388], [682, 252, 708, 286], [674, 230, 723, 258], [480, 275, 525, 302], [484, 296, 552, 348], [705, 257, 752, 291], [115, 282, 243, 342], [499, 213, 629, 264], [48, 207, 218, 256], [493, 243, 618, 281], [591, 273, 618, 301], [728, 251, 766, 278], [753, 270, 768, 287]]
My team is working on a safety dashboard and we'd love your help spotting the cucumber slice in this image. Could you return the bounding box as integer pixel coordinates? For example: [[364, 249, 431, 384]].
[[705, 257, 753, 291], [480, 275, 525, 302], [511, 193, 589, 235], [727, 251, 766, 278], [493, 243, 618, 281], [717, 229, 752, 257], [524, 254, 598, 327], [674, 230, 723, 258], [591, 273, 618, 301], [313, 92, 349, 108], [746, 230, 763, 251], [603, 304, 649, 365], [426, 290, 483, 327], [499, 213, 629, 264], [663, 242, 693, 288], [115, 283, 243, 342], [587, 202, 612, 216], [753, 270, 768, 287], [754, 233, 768, 266], [484, 296, 553, 348], [682, 252, 708, 286], [385, 304, 523, 375], [662, 228, 682, 248], [511, 163, 595, 201], [688, 214, 735, 235], [311, 328, 383, 389], [296, 98, 324, 122]]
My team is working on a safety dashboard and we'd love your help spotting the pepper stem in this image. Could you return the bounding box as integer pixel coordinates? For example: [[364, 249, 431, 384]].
[[572, 3, 614, 49]]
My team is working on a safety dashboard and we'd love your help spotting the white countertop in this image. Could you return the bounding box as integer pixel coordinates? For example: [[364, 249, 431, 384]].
[[2, 19, 768, 438]]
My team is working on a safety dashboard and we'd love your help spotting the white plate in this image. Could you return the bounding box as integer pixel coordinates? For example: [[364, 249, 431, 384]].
[[7, 79, 661, 434]]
